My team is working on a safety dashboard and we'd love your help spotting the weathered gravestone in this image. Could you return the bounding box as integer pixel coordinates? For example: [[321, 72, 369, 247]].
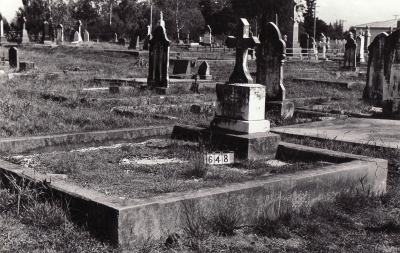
[[198, 61, 212, 80], [170, 59, 192, 79], [56, 24, 64, 45], [0, 20, 8, 44], [42, 21, 51, 44], [225, 18, 260, 84], [343, 32, 357, 69], [128, 36, 139, 50], [363, 30, 400, 114], [320, 33, 327, 59], [21, 17, 30, 44], [256, 20, 294, 119], [299, 33, 309, 58], [9, 47, 19, 69], [114, 33, 118, 43], [84, 30, 89, 42], [147, 12, 170, 91]]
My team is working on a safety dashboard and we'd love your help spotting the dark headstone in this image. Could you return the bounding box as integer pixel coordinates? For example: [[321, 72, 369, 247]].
[[9, 47, 19, 69], [143, 34, 151, 50], [119, 38, 127, 47], [147, 16, 170, 88], [198, 61, 212, 80], [256, 19, 294, 119], [299, 33, 309, 57], [128, 36, 137, 49], [43, 21, 51, 43], [363, 30, 400, 114], [170, 59, 191, 79], [256, 22, 286, 101], [225, 18, 260, 84], [344, 33, 357, 68]]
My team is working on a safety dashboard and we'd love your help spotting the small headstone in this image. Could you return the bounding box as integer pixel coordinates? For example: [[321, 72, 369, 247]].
[[299, 33, 309, 58], [344, 32, 357, 68], [225, 18, 260, 84], [119, 38, 127, 47], [114, 33, 118, 43], [56, 24, 64, 44], [9, 47, 19, 69], [84, 30, 89, 42], [43, 21, 51, 44], [128, 36, 139, 50], [198, 61, 212, 80], [147, 12, 170, 88], [170, 59, 191, 79]]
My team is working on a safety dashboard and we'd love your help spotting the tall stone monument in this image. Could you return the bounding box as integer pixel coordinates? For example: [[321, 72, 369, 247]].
[[0, 19, 8, 45], [320, 33, 327, 59], [364, 26, 371, 50], [21, 17, 30, 44], [256, 20, 294, 119], [147, 12, 170, 92], [225, 18, 260, 84], [287, 0, 307, 56]]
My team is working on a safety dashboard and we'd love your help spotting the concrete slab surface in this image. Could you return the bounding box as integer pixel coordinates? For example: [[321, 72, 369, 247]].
[[272, 118, 400, 149]]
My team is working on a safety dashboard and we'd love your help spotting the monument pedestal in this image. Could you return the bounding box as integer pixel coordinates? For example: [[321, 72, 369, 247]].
[[21, 30, 30, 44], [265, 100, 294, 119]]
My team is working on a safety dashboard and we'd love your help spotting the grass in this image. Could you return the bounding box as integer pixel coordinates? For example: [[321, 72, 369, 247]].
[[0, 45, 376, 139], [4, 139, 331, 199]]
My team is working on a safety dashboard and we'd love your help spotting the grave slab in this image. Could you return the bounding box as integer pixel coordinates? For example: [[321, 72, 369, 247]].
[[271, 118, 400, 149], [293, 78, 356, 88], [0, 142, 387, 246]]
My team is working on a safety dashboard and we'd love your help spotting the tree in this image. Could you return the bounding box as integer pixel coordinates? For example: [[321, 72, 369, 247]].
[[153, 0, 205, 41]]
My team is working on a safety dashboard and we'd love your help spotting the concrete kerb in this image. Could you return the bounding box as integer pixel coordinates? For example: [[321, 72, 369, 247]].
[[292, 77, 357, 89], [0, 141, 388, 246], [0, 125, 175, 155]]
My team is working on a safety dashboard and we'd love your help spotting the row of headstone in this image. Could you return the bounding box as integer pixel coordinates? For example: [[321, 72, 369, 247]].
[[362, 28, 400, 114]]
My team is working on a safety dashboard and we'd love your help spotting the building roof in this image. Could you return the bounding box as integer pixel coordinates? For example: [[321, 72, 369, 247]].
[[352, 19, 399, 29]]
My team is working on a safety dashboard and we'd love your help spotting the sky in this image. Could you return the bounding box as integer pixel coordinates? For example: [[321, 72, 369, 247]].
[[1, 0, 399, 30]]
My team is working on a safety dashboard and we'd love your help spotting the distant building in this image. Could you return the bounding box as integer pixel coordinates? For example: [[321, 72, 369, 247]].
[[351, 19, 400, 42]]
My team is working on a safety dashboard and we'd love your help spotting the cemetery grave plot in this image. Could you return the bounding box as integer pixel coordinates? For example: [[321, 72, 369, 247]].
[[4, 139, 334, 200]]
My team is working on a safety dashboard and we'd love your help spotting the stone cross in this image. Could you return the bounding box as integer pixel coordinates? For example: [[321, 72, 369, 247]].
[[225, 18, 260, 84], [147, 14, 170, 88]]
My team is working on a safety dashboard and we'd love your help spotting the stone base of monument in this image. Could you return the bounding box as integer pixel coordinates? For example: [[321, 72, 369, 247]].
[[169, 74, 193, 79], [199, 74, 213, 80], [19, 61, 35, 72], [171, 125, 281, 160], [265, 100, 294, 119], [43, 40, 53, 45], [210, 117, 270, 134]]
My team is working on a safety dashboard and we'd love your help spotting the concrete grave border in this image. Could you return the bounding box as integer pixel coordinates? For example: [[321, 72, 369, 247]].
[[0, 141, 387, 246]]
